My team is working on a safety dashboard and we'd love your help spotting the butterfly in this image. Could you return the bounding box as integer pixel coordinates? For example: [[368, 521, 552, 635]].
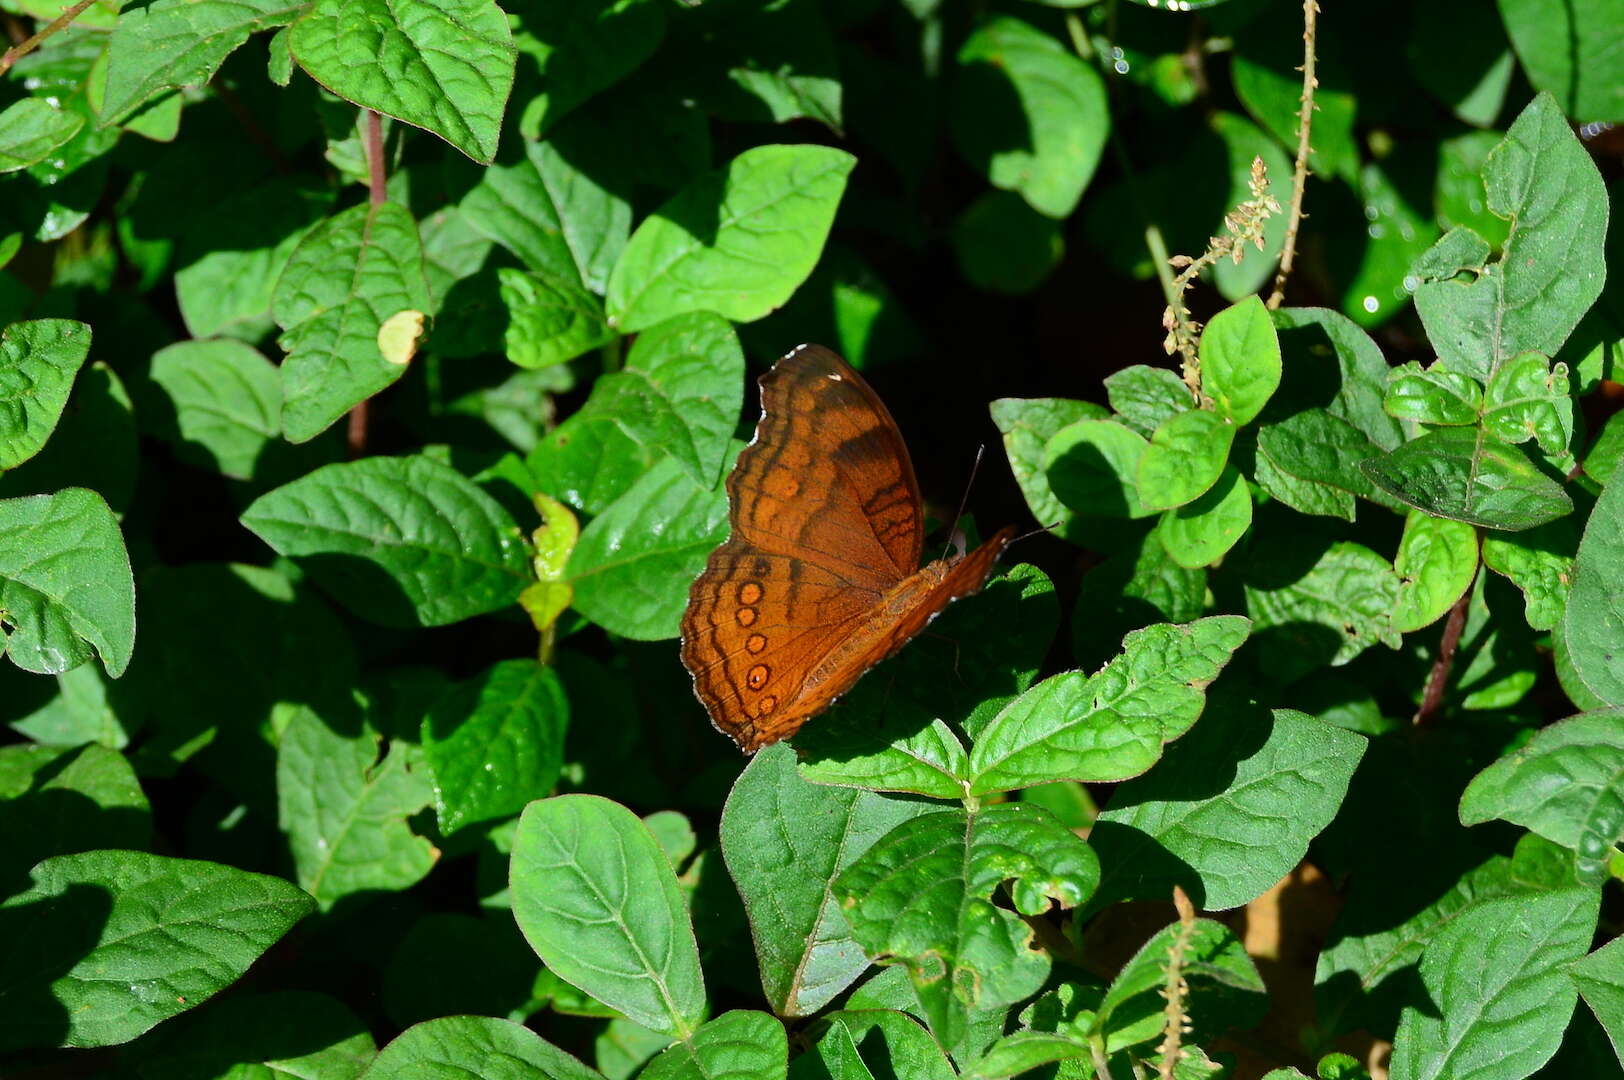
[[679, 344, 1016, 752]]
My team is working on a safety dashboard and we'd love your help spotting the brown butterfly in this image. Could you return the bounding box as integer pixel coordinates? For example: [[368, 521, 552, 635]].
[[680, 344, 1016, 753]]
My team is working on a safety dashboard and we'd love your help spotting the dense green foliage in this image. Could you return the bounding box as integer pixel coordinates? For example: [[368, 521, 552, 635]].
[[1, 0, 1620, 1077]]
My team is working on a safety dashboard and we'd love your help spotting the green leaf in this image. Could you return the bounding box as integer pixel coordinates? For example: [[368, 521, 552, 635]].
[[1342, 160, 1439, 328], [277, 706, 436, 909], [512, 0, 665, 138], [1497, 0, 1624, 124], [789, 1017, 878, 1080], [1095, 918, 1265, 1050], [721, 744, 935, 1015], [1270, 307, 1405, 451], [1136, 408, 1236, 512], [833, 803, 1100, 1051], [793, 695, 974, 800], [0, 319, 91, 471], [567, 452, 731, 640], [290, 0, 516, 164], [1411, 93, 1608, 382], [0, 99, 84, 173], [1359, 426, 1573, 531], [1569, 936, 1624, 1067], [1072, 536, 1208, 669], [641, 1011, 786, 1080], [457, 138, 631, 292], [990, 397, 1111, 543], [100, 0, 303, 123], [1232, 21, 1357, 182], [422, 660, 569, 834], [1586, 411, 1624, 487], [1157, 465, 1252, 569], [1244, 534, 1402, 679], [1383, 361, 1483, 426], [1208, 112, 1292, 301], [147, 339, 280, 480], [382, 913, 543, 1028], [0, 489, 134, 678], [0, 851, 314, 1051], [3, 664, 131, 749], [1389, 888, 1600, 1080], [511, 794, 706, 1038], [1044, 418, 1152, 519], [1460, 709, 1624, 882], [968, 616, 1250, 795], [1482, 351, 1573, 454], [606, 144, 855, 331], [1482, 518, 1578, 631], [1104, 365, 1192, 439], [500, 268, 614, 370], [1254, 409, 1390, 522], [367, 1016, 602, 1079], [960, 1031, 1089, 1080], [1201, 296, 1281, 426], [0, 743, 150, 872], [124, 990, 375, 1080], [240, 454, 531, 628], [273, 201, 431, 443], [675, 0, 842, 131], [0, 362, 137, 514], [1092, 706, 1366, 910], [1563, 472, 1624, 706], [951, 191, 1064, 295], [1408, 8, 1513, 127], [1392, 512, 1480, 634], [951, 18, 1108, 219]]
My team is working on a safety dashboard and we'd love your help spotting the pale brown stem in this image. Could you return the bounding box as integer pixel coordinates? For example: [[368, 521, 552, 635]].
[[1266, 0, 1319, 310], [0, 0, 97, 76]]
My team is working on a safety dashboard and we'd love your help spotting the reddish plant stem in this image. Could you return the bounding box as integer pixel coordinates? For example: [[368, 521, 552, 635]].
[[365, 109, 387, 207], [0, 0, 97, 76], [346, 400, 370, 459], [1414, 588, 1471, 725]]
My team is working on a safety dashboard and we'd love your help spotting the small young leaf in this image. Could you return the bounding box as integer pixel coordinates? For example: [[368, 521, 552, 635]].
[[500, 268, 614, 370], [0, 319, 91, 470], [0, 99, 84, 173], [0, 489, 134, 678], [1104, 365, 1192, 438], [1201, 295, 1281, 426], [641, 1010, 786, 1080], [1136, 409, 1236, 511], [1481, 518, 1577, 631], [1158, 465, 1252, 569], [960, 1030, 1090, 1080], [0, 851, 315, 1051], [147, 339, 280, 480], [1562, 470, 1624, 705], [1359, 426, 1573, 531], [1044, 418, 1152, 519], [1392, 512, 1479, 634], [289, 0, 516, 164], [367, 1016, 601, 1080], [240, 454, 531, 628], [607, 145, 855, 331], [511, 794, 706, 1038], [1383, 361, 1482, 426], [1481, 351, 1573, 454]]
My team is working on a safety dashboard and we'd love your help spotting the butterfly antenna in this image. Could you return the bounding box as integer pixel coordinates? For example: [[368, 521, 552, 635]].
[[940, 444, 987, 561], [1009, 520, 1064, 546]]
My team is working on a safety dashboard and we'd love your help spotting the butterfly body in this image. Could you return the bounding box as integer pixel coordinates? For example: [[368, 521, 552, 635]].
[[680, 344, 1015, 753]]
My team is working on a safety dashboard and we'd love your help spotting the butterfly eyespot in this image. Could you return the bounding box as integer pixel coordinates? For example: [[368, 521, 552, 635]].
[[759, 695, 778, 714], [736, 608, 758, 627], [746, 633, 767, 654], [737, 581, 764, 604], [747, 664, 770, 689]]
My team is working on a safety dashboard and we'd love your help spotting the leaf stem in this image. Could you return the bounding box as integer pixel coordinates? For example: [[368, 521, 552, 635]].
[[1414, 584, 1472, 725], [1266, 0, 1319, 310], [0, 0, 96, 76]]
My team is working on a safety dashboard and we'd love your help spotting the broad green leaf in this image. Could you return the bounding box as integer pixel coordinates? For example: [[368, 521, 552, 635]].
[[366, 1016, 601, 1080], [457, 138, 631, 292], [529, 407, 660, 515], [290, 0, 516, 164], [788, 1018, 877, 1080], [1481, 519, 1577, 631], [1586, 411, 1624, 486], [500, 268, 613, 370], [1071, 536, 1208, 670], [0, 851, 314, 1051], [512, 0, 665, 138], [1201, 296, 1280, 426], [951, 18, 1107, 219], [721, 744, 935, 1015], [0, 319, 90, 471], [567, 453, 731, 640], [990, 397, 1111, 543], [422, 660, 569, 834], [3, 663, 131, 749], [794, 695, 974, 800], [1253, 408, 1391, 522], [820, 1006, 955, 1079], [1435, 132, 1513, 249], [1136, 409, 1236, 512], [1408, 9, 1513, 127], [1392, 512, 1480, 633], [833, 803, 1100, 1050], [1243, 537, 1400, 679], [1570, 936, 1624, 1067], [1092, 707, 1365, 910], [0, 743, 150, 872], [125, 991, 375, 1080], [1384, 361, 1483, 426], [1411, 93, 1608, 382], [641, 1011, 786, 1080], [1158, 465, 1252, 569], [1095, 919, 1265, 1050], [1460, 709, 1624, 882], [960, 1031, 1089, 1080], [0, 362, 136, 513], [1359, 426, 1573, 531], [100, 0, 303, 124], [1390, 888, 1600, 1080], [1044, 418, 1152, 519], [1104, 365, 1192, 438], [147, 339, 280, 480], [381, 913, 542, 1028], [277, 706, 436, 909], [968, 616, 1250, 795], [511, 795, 705, 1038], [0, 99, 84, 173], [241, 455, 531, 628], [951, 191, 1064, 295], [1342, 160, 1439, 328], [1562, 472, 1624, 705], [1482, 351, 1573, 454], [1270, 307, 1404, 451], [606, 144, 855, 331], [0, 489, 134, 678], [1232, 20, 1357, 181], [1497, 0, 1624, 124]]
